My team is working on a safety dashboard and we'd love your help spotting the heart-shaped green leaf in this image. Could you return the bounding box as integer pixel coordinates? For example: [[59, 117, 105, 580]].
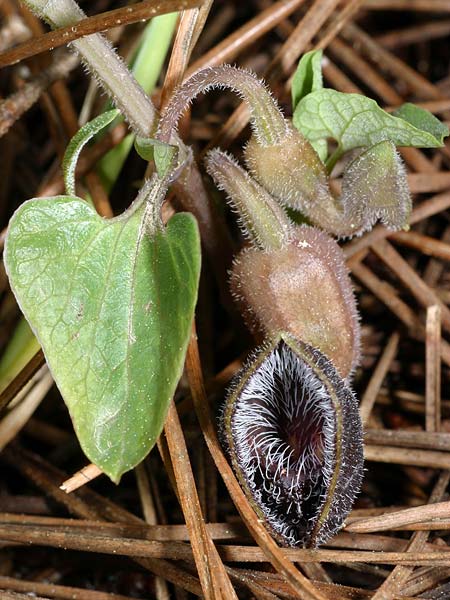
[[293, 89, 446, 153], [4, 196, 200, 482]]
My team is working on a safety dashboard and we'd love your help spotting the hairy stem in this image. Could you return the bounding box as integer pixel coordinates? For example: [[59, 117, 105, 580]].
[[23, 0, 156, 136], [158, 65, 289, 146]]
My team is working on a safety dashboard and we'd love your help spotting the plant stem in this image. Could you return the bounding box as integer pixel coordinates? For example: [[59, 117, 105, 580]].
[[158, 65, 289, 146], [99, 12, 179, 190], [23, 0, 156, 136], [325, 145, 344, 175]]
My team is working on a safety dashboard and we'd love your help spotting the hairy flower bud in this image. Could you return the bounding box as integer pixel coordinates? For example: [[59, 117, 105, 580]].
[[244, 126, 334, 222], [221, 333, 364, 548], [245, 126, 411, 238], [231, 226, 360, 379], [339, 140, 411, 234], [205, 148, 292, 250]]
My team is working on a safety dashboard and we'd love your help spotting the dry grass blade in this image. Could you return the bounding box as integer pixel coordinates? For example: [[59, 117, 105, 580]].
[[0, 367, 52, 452], [346, 500, 450, 534], [364, 445, 450, 469], [392, 230, 450, 261], [342, 22, 444, 100], [315, 0, 364, 50], [370, 472, 450, 600], [344, 192, 450, 259], [2, 521, 450, 565], [160, 0, 213, 108], [0, 593, 49, 600], [135, 463, 170, 600], [164, 400, 238, 599], [328, 37, 402, 104], [364, 430, 450, 452], [363, 0, 450, 11], [188, 0, 307, 73], [1, 445, 204, 596], [0, 576, 138, 600], [267, 0, 342, 78], [407, 173, 450, 192], [426, 306, 442, 433], [371, 240, 450, 332], [60, 463, 103, 493], [376, 20, 450, 49], [359, 332, 400, 425], [350, 261, 420, 331], [0, 0, 204, 68], [0, 350, 45, 414], [185, 326, 329, 600], [350, 258, 450, 369], [0, 52, 78, 138]]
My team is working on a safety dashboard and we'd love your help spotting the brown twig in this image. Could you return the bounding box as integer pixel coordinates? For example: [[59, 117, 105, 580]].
[[0, 0, 204, 68]]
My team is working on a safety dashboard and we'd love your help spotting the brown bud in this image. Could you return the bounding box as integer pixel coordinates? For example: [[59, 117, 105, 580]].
[[245, 127, 412, 238], [230, 225, 360, 379], [244, 126, 336, 225], [339, 140, 412, 235], [221, 333, 364, 547]]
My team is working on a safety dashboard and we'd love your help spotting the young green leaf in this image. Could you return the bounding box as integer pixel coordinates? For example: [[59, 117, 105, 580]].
[[293, 89, 446, 154], [291, 51, 326, 160], [134, 137, 178, 178], [4, 197, 201, 482], [63, 109, 119, 196], [291, 49, 323, 111], [393, 102, 449, 144]]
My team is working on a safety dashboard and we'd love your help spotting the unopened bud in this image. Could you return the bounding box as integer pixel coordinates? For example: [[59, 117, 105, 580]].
[[245, 127, 412, 238], [205, 148, 292, 250], [339, 140, 412, 235], [244, 126, 333, 221], [230, 226, 360, 379]]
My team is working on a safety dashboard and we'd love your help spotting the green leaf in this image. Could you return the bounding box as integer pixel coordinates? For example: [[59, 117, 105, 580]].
[[293, 89, 446, 153], [311, 139, 328, 163], [134, 137, 178, 178], [291, 49, 323, 111], [4, 197, 201, 482], [393, 102, 449, 145], [63, 109, 119, 196]]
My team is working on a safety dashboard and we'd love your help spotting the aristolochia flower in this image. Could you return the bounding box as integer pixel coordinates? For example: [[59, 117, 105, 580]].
[[221, 334, 364, 548]]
